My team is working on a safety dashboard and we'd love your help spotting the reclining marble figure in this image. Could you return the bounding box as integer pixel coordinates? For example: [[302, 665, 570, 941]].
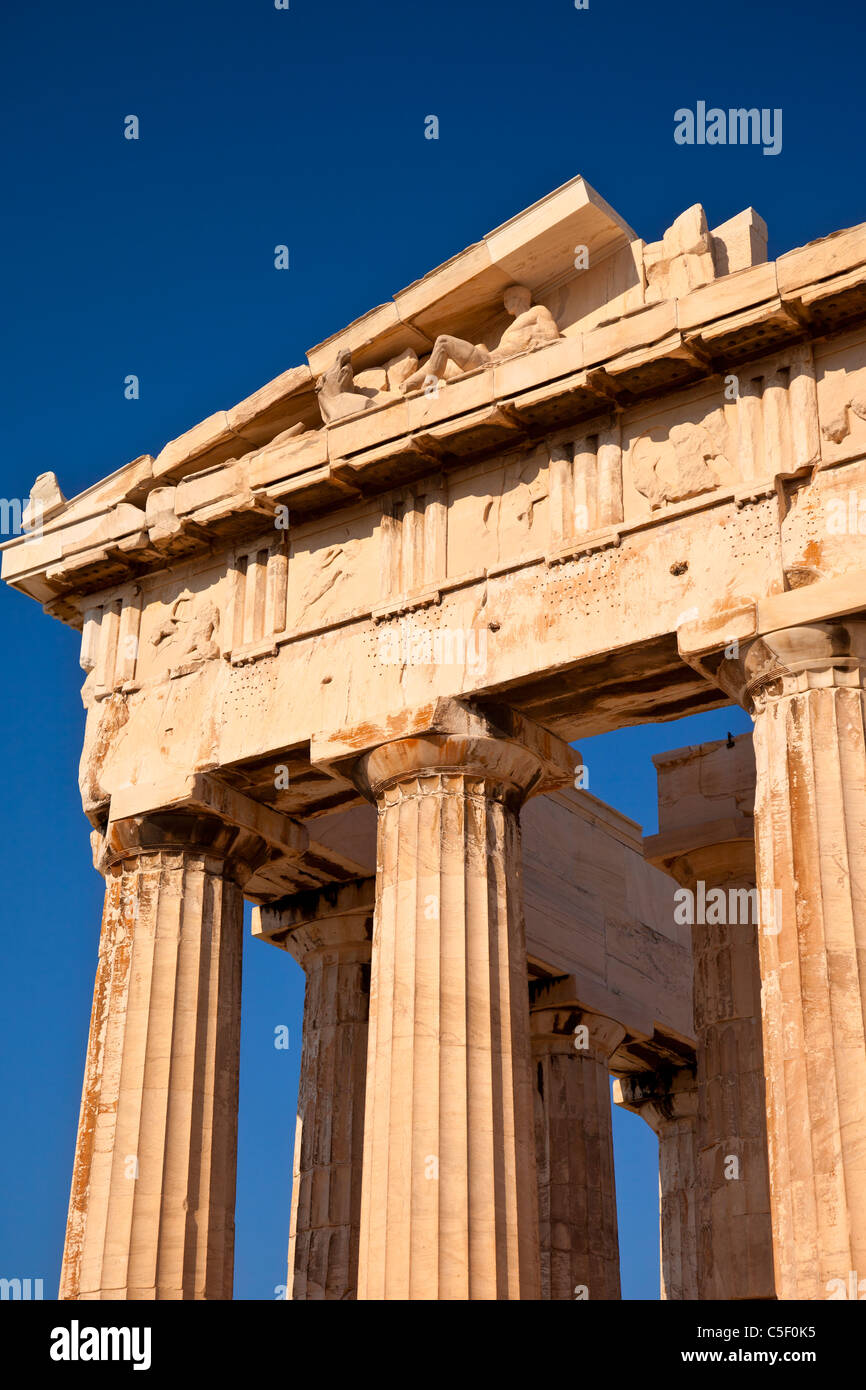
[[400, 284, 562, 393]]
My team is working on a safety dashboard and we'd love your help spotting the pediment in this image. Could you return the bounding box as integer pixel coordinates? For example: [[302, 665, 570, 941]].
[[306, 176, 638, 374], [6, 174, 866, 623]]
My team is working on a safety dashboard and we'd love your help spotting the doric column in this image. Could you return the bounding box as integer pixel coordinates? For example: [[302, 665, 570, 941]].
[[60, 811, 263, 1300], [714, 620, 866, 1299], [645, 739, 774, 1300], [530, 1000, 624, 1300], [615, 1069, 699, 1300], [353, 728, 546, 1300], [276, 881, 374, 1300]]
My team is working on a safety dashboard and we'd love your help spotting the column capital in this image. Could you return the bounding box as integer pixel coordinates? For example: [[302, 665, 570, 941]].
[[101, 809, 273, 888], [531, 1004, 625, 1061], [645, 831, 755, 891], [715, 619, 866, 713], [253, 879, 375, 968], [358, 733, 547, 810], [614, 1067, 698, 1131], [104, 809, 244, 857], [312, 696, 579, 806], [644, 733, 756, 889], [96, 772, 310, 895]]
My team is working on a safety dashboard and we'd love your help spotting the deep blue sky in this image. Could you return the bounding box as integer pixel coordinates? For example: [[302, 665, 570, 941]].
[[0, 0, 861, 1301]]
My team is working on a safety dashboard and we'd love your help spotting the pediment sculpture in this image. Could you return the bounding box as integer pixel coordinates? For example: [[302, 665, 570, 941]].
[[400, 285, 561, 394], [314, 286, 563, 426]]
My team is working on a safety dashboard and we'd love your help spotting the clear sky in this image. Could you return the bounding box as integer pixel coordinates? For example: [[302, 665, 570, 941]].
[[0, 0, 862, 1301]]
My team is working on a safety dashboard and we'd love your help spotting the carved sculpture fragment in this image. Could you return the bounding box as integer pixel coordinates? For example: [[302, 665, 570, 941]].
[[632, 411, 728, 510], [644, 205, 716, 302], [23, 470, 66, 530], [400, 285, 562, 394], [151, 591, 220, 667], [315, 348, 378, 424], [821, 391, 866, 443]]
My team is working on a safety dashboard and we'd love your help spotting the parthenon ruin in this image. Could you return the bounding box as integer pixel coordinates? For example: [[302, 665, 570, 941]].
[[5, 176, 866, 1300]]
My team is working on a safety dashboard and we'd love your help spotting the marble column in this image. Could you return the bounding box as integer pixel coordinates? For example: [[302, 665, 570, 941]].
[[615, 1068, 699, 1300], [531, 1003, 624, 1300], [354, 731, 544, 1300], [60, 812, 261, 1300], [681, 849, 773, 1300], [645, 761, 774, 1299], [718, 621, 866, 1300], [280, 881, 374, 1301]]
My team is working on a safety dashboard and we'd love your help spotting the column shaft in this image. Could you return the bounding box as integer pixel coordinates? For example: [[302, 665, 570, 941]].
[[646, 738, 774, 1298], [615, 1070, 699, 1300], [60, 844, 243, 1300], [357, 735, 542, 1300], [283, 889, 373, 1300], [531, 1007, 624, 1300], [746, 627, 866, 1298], [692, 877, 774, 1298], [658, 1097, 699, 1301]]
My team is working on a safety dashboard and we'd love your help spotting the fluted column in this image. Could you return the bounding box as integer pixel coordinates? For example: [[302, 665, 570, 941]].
[[719, 621, 866, 1299], [355, 731, 544, 1300], [60, 812, 260, 1300], [646, 775, 774, 1298], [615, 1069, 699, 1300], [531, 1004, 624, 1300], [683, 852, 772, 1300], [280, 881, 374, 1300]]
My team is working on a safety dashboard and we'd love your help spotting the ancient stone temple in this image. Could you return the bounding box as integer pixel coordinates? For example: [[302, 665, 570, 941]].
[[4, 176, 866, 1300]]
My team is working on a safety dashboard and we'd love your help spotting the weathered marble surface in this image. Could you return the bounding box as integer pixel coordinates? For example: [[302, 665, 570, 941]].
[[6, 176, 866, 1301]]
